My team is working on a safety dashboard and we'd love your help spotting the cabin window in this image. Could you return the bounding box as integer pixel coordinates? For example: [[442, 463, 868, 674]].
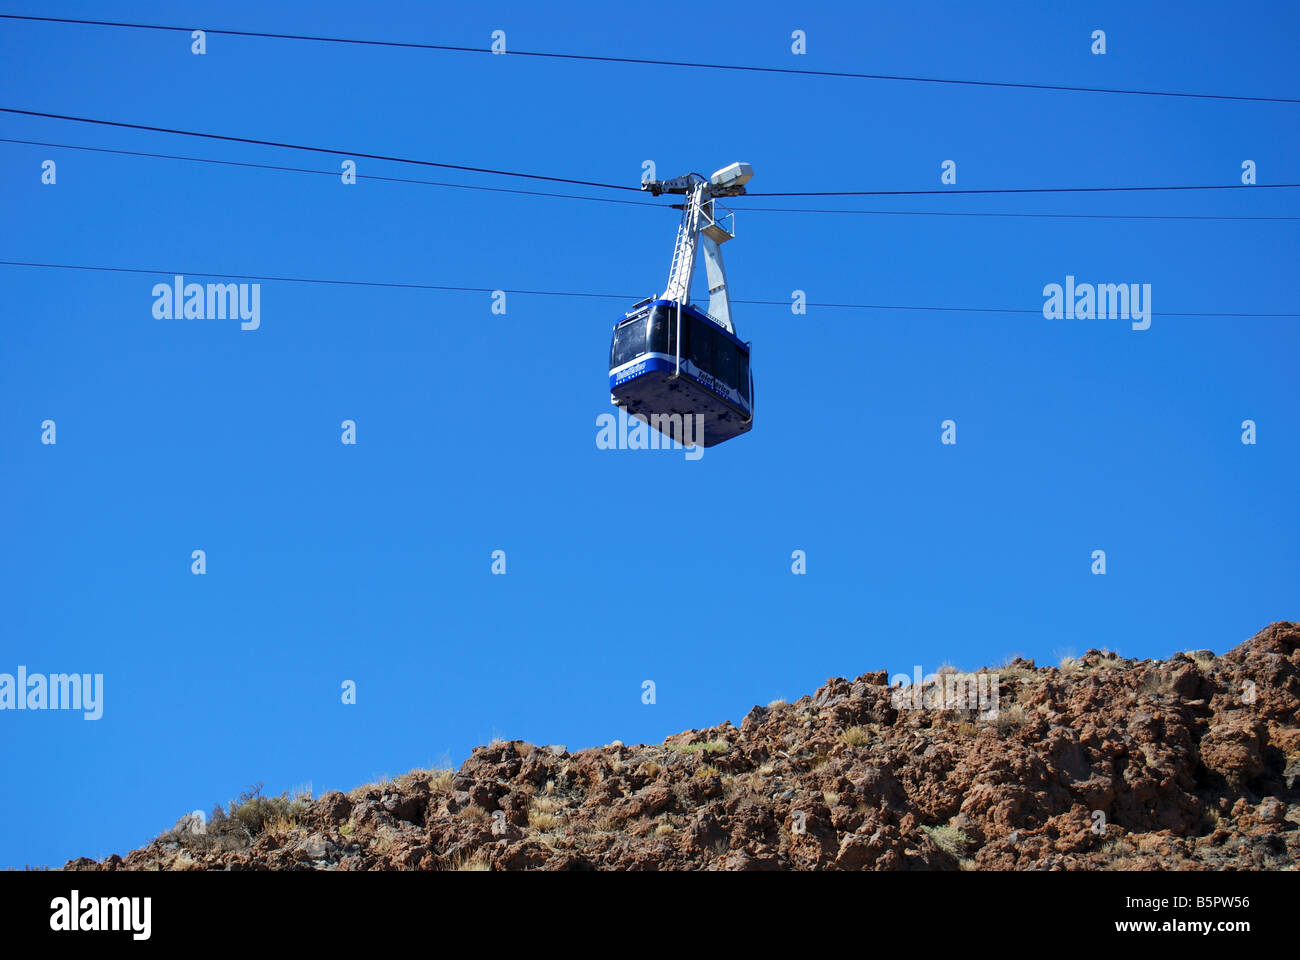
[[714, 336, 738, 391], [684, 314, 748, 397], [610, 315, 647, 368], [687, 316, 715, 372], [647, 305, 676, 356]]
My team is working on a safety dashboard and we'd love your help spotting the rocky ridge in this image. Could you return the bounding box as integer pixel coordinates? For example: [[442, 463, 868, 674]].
[[67, 622, 1300, 870]]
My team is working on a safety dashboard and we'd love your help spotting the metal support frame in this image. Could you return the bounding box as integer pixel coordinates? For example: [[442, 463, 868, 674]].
[[642, 164, 752, 337]]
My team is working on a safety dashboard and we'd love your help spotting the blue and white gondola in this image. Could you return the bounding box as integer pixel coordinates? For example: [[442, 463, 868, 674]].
[[608, 298, 753, 448]]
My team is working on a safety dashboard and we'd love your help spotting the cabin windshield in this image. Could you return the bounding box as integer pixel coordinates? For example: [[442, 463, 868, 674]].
[[610, 315, 648, 368]]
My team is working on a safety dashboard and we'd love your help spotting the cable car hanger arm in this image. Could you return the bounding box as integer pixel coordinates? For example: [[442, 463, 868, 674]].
[[640, 163, 753, 335]]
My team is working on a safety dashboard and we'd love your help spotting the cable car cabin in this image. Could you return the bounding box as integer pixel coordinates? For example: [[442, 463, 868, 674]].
[[608, 299, 753, 447]]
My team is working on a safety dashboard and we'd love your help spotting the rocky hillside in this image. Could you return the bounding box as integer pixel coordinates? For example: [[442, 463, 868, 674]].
[[68, 622, 1299, 870]]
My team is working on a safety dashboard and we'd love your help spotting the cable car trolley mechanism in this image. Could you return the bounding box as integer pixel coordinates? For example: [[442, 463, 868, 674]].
[[608, 162, 755, 448]]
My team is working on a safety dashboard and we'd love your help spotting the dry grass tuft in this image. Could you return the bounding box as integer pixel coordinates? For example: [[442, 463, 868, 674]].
[[841, 726, 869, 746], [923, 823, 976, 859], [666, 740, 729, 755], [993, 703, 1027, 732], [449, 849, 491, 871]]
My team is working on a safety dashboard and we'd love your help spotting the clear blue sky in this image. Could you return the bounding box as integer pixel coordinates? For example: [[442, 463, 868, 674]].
[[1, 1, 1296, 868]]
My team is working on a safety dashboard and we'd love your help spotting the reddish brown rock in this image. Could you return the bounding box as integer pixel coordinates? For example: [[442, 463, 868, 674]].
[[62, 621, 1299, 871]]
